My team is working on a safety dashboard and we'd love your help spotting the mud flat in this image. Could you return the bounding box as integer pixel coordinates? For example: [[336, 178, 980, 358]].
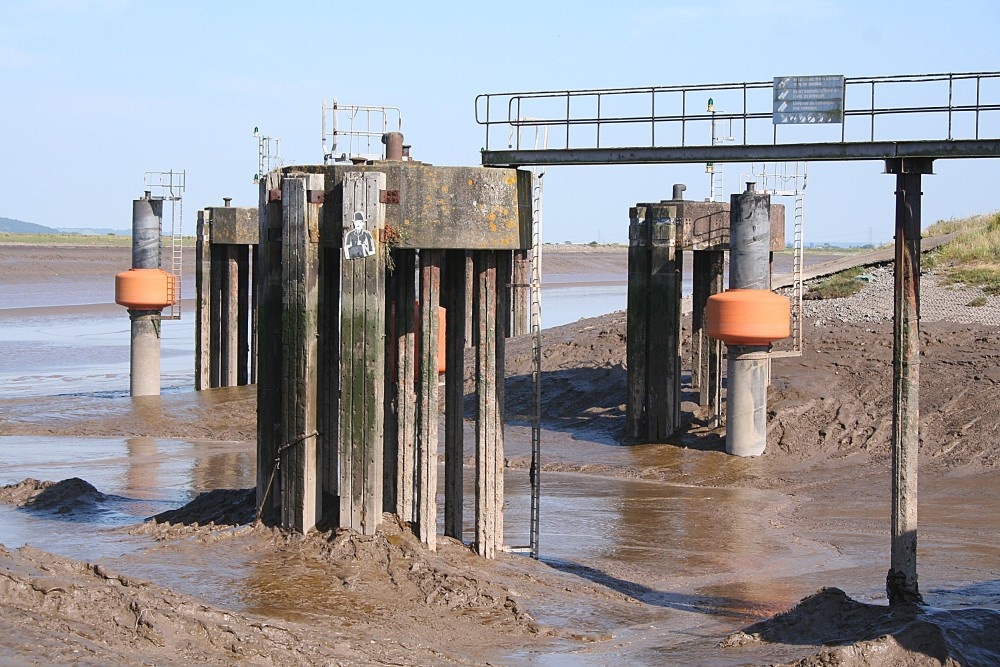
[[1, 243, 999, 665]]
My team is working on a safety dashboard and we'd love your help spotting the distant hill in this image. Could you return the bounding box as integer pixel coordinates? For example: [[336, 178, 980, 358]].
[[1, 217, 129, 236], [0, 217, 59, 234]]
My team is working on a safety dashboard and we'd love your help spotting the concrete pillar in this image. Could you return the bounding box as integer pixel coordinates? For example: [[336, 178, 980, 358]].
[[129, 194, 164, 397], [129, 310, 162, 396], [725, 183, 770, 457]]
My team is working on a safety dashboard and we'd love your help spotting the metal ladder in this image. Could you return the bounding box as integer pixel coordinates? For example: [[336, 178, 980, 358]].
[[756, 162, 805, 358], [143, 170, 185, 320], [506, 122, 546, 560]]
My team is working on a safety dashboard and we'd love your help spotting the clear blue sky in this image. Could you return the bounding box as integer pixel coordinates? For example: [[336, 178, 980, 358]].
[[2, 0, 998, 244]]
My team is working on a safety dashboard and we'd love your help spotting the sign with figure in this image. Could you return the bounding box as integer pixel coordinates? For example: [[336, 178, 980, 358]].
[[344, 211, 376, 259], [773, 75, 845, 124]]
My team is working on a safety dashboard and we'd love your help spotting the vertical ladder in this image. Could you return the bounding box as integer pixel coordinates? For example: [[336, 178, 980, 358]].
[[789, 193, 804, 354], [505, 122, 545, 560], [527, 162, 544, 559], [144, 170, 185, 320]]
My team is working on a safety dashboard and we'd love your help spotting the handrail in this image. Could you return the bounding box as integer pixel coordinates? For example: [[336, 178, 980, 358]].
[[475, 71, 1000, 154]]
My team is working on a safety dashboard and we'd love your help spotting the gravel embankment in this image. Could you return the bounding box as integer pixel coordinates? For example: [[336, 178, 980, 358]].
[[783, 265, 1000, 326]]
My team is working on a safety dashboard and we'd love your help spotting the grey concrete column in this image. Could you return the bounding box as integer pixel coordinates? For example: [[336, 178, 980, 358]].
[[129, 310, 162, 397], [129, 194, 164, 397], [726, 183, 771, 457]]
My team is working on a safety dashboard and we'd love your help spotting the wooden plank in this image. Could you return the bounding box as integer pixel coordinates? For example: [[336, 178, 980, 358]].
[[393, 250, 417, 523], [702, 250, 724, 424], [250, 244, 258, 385], [340, 171, 386, 535], [256, 170, 284, 521], [475, 251, 507, 558], [279, 174, 322, 533], [194, 209, 211, 391], [382, 255, 399, 516], [465, 252, 476, 347], [417, 250, 442, 550], [647, 216, 680, 440], [318, 245, 341, 522], [209, 243, 224, 388], [443, 249, 466, 540], [236, 244, 250, 385], [625, 206, 649, 440], [512, 249, 529, 337], [224, 244, 240, 387]]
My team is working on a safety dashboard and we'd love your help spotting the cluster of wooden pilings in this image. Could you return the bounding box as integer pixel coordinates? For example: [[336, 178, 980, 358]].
[[242, 162, 531, 558], [195, 202, 258, 390], [626, 192, 784, 441]]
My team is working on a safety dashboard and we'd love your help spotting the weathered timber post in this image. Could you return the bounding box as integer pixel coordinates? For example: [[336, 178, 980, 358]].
[[195, 209, 212, 390], [279, 173, 323, 533], [626, 205, 681, 441], [340, 171, 387, 536], [195, 204, 258, 391], [693, 250, 724, 425], [885, 157, 930, 606], [443, 249, 467, 540], [392, 249, 418, 523], [318, 241, 341, 522], [476, 250, 509, 558], [626, 206, 649, 438], [725, 184, 772, 457], [256, 172, 284, 521], [512, 249, 530, 336], [416, 250, 443, 549]]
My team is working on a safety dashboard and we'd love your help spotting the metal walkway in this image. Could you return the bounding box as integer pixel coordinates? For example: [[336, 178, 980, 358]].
[[476, 72, 1000, 166]]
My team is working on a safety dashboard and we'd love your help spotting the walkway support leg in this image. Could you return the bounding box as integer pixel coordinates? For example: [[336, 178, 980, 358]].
[[885, 157, 930, 606]]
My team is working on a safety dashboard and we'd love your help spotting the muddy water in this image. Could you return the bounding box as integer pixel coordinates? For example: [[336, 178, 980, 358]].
[[2, 427, 998, 664]]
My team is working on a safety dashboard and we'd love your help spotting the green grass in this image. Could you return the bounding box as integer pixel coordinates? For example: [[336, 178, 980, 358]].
[[804, 266, 868, 300], [924, 212, 1000, 294], [0, 232, 196, 247]]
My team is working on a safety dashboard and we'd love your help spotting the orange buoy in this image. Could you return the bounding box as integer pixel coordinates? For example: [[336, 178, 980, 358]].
[[706, 288, 790, 346], [115, 268, 177, 310]]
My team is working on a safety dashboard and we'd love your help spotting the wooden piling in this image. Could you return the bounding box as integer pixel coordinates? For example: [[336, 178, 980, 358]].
[[256, 171, 285, 521], [626, 205, 681, 441], [236, 244, 251, 385], [318, 243, 341, 521], [339, 171, 387, 536], [417, 250, 443, 550], [693, 249, 724, 422], [393, 250, 417, 523], [279, 173, 322, 533], [443, 250, 467, 540], [512, 249, 529, 337], [886, 158, 929, 606], [195, 209, 212, 391], [626, 207, 649, 439], [223, 244, 240, 387], [475, 250, 508, 558]]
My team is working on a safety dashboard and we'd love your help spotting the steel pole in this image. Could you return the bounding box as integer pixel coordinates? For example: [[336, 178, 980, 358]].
[[886, 158, 929, 606]]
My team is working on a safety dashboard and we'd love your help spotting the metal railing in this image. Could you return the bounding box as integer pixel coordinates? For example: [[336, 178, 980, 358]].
[[476, 72, 1000, 154]]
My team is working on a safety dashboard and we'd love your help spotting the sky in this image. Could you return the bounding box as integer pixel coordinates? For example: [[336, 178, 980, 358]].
[[2, 0, 999, 245]]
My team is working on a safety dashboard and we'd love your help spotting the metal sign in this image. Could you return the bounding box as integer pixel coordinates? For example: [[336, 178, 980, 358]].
[[773, 75, 845, 124]]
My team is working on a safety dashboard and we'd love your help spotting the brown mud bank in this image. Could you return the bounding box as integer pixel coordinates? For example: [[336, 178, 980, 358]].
[[2, 253, 1000, 664]]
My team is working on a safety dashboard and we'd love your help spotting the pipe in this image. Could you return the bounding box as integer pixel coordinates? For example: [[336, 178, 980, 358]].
[[383, 132, 404, 161], [672, 183, 687, 200], [725, 183, 771, 457]]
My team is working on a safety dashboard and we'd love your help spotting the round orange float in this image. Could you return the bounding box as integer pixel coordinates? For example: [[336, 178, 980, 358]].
[[706, 288, 790, 346], [115, 268, 177, 310]]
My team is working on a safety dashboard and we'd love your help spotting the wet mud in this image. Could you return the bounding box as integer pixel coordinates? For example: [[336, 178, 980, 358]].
[[1, 243, 999, 665]]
